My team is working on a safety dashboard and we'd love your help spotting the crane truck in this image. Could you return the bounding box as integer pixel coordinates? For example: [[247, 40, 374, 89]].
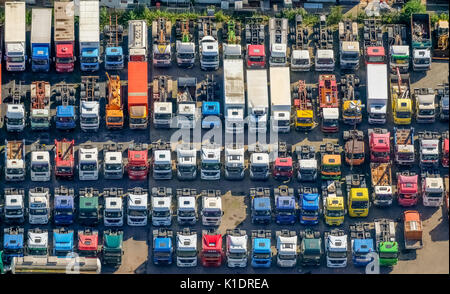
[[152, 18, 172, 67], [105, 73, 124, 129], [30, 81, 51, 130], [54, 138, 75, 180], [175, 19, 195, 67]]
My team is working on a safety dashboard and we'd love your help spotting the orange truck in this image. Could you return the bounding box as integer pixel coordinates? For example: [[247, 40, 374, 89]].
[[106, 73, 123, 129], [128, 61, 148, 129], [403, 210, 423, 250]]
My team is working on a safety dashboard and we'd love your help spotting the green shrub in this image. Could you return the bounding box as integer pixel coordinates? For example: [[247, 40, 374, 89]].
[[327, 6, 343, 25]]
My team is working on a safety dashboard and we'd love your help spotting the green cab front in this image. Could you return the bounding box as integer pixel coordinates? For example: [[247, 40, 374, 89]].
[[378, 241, 399, 266], [102, 230, 123, 267], [78, 196, 100, 225]]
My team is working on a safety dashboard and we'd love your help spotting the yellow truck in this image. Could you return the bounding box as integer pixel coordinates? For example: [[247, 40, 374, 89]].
[[341, 74, 362, 125], [293, 80, 314, 131], [105, 73, 124, 129], [346, 174, 370, 218], [322, 180, 345, 226], [391, 69, 412, 125]]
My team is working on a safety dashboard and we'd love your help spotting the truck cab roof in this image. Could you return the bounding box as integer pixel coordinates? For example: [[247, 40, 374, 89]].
[[227, 235, 248, 251], [53, 232, 73, 249], [128, 193, 148, 208], [201, 147, 220, 162], [28, 231, 48, 248], [276, 196, 295, 210], [32, 46, 49, 58], [353, 239, 374, 253], [202, 101, 220, 115], [250, 153, 269, 165], [154, 150, 171, 164], [328, 235, 347, 250], [391, 45, 409, 55], [79, 196, 98, 210], [350, 188, 369, 200], [322, 107, 339, 119], [178, 196, 196, 210], [424, 177, 444, 191], [80, 147, 98, 161], [253, 197, 271, 211], [203, 234, 222, 250], [317, 49, 334, 58], [6, 195, 24, 208], [342, 41, 360, 52], [301, 193, 319, 210], [105, 197, 122, 210], [155, 102, 173, 114], [277, 236, 297, 253], [248, 44, 265, 56], [398, 175, 418, 192], [104, 233, 123, 249], [253, 238, 270, 251], [152, 196, 171, 209], [106, 47, 123, 56], [7, 104, 25, 115], [292, 49, 310, 59], [105, 151, 122, 164], [421, 140, 439, 154], [54, 196, 74, 209], [203, 197, 222, 210], [4, 234, 24, 249], [56, 105, 75, 117], [177, 234, 197, 249]]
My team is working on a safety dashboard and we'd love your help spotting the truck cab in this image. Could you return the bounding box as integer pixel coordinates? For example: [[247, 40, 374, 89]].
[[375, 219, 399, 266], [226, 229, 248, 268], [298, 187, 320, 225], [403, 210, 423, 250], [3, 188, 25, 224], [322, 180, 345, 226], [151, 187, 172, 227], [176, 143, 197, 181], [53, 186, 75, 225], [151, 142, 173, 180], [78, 188, 100, 225], [103, 188, 125, 227], [31, 9, 52, 72], [199, 36, 219, 70], [291, 50, 310, 71], [102, 229, 123, 267], [201, 190, 223, 226], [26, 228, 48, 257], [276, 230, 298, 268], [127, 143, 149, 180], [250, 187, 272, 224], [78, 145, 99, 181], [201, 229, 223, 267], [414, 88, 436, 123], [247, 44, 265, 68], [28, 187, 50, 225], [397, 172, 419, 207], [251, 230, 272, 268], [52, 228, 74, 257], [5, 103, 26, 133], [224, 143, 245, 180], [127, 187, 148, 226], [248, 143, 270, 181], [176, 228, 197, 267], [274, 186, 296, 225], [422, 175, 444, 207], [346, 174, 370, 218], [55, 106, 76, 130], [2, 228, 24, 264], [299, 229, 322, 267], [418, 131, 440, 169], [296, 145, 318, 182], [320, 143, 342, 180], [325, 229, 348, 268], [4, 2, 26, 72], [369, 128, 391, 163], [77, 229, 99, 258], [315, 49, 335, 71], [103, 143, 124, 180], [272, 142, 293, 181], [350, 223, 375, 267], [200, 143, 221, 180], [176, 188, 197, 225]]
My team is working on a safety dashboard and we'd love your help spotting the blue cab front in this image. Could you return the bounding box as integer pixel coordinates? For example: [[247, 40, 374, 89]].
[[53, 233, 74, 257], [251, 198, 272, 224], [275, 196, 296, 225], [2, 235, 24, 263], [80, 48, 99, 72], [299, 193, 320, 225], [153, 238, 173, 265], [201, 102, 221, 129], [105, 47, 124, 70], [31, 44, 50, 72], [352, 239, 375, 266], [251, 238, 272, 268], [56, 106, 76, 130], [54, 197, 75, 225]]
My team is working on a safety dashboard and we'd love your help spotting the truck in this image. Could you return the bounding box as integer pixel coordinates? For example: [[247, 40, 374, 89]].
[[31, 9, 52, 72], [2, 228, 24, 264], [374, 218, 399, 266], [250, 230, 272, 268], [363, 18, 386, 65], [128, 20, 148, 62], [28, 187, 50, 225], [77, 229, 100, 258], [103, 188, 125, 227], [224, 143, 245, 180], [222, 20, 242, 60], [198, 17, 219, 70], [200, 142, 221, 180], [176, 143, 197, 181], [152, 228, 175, 265], [200, 229, 223, 267], [151, 187, 173, 227], [313, 15, 334, 71], [343, 130, 365, 166], [324, 229, 348, 268], [176, 228, 197, 267], [54, 139, 75, 180], [341, 74, 362, 125], [26, 228, 48, 257], [9, 255, 100, 274], [418, 131, 440, 170], [5, 81, 26, 132], [370, 163, 393, 207], [445, 175, 449, 216], [270, 66, 291, 133], [299, 229, 322, 266], [437, 83, 449, 121], [432, 19, 449, 60], [4, 2, 26, 71], [175, 77, 199, 129], [414, 88, 436, 123], [247, 69, 269, 133], [127, 143, 149, 180], [443, 131, 449, 168], [223, 59, 245, 134], [244, 17, 266, 68], [30, 81, 51, 130], [275, 230, 298, 268], [350, 223, 375, 267], [80, 76, 100, 132], [53, 186, 75, 225], [30, 144, 51, 182], [369, 128, 391, 163], [53, 1, 75, 72], [104, 15, 124, 70], [322, 180, 345, 226], [127, 188, 148, 226], [201, 190, 223, 226], [248, 143, 270, 181], [53, 228, 74, 257], [387, 24, 410, 73], [105, 74, 123, 129], [103, 143, 124, 179], [151, 141, 173, 180], [403, 210, 423, 250], [152, 75, 175, 128], [272, 141, 293, 181], [274, 186, 296, 225], [199, 74, 221, 129], [79, 0, 100, 72], [298, 186, 320, 225], [175, 19, 195, 67], [250, 187, 272, 224], [396, 171, 419, 207], [295, 145, 318, 182], [345, 174, 370, 218], [367, 63, 388, 124], [78, 188, 100, 225], [4, 139, 26, 181], [152, 18, 172, 67], [411, 14, 432, 71], [102, 229, 123, 267], [269, 17, 288, 67], [226, 229, 248, 268], [339, 20, 360, 70], [128, 61, 149, 129], [293, 80, 314, 131], [176, 188, 197, 225], [290, 15, 311, 71], [394, 127, 415, 165], [54, 83, 76, 130], [319, 143, 342, 180], [318, 75, 339, 132], [421, 173, 445, 207], [2, 189, 25, 224]]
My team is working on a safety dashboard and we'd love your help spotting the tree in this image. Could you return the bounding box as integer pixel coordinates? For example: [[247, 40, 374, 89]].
[[327, 6, 343, 26], [400, 0, 426, 23]]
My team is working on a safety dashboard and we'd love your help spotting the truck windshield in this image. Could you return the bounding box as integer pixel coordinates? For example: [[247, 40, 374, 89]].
[[251, 166, 268, 172], [80, 163, 97, 171], [55, 250, 73, 257], [347, 152, 364, 159], [30, 208, 48, 215], [57, 167, 73, 173], [351, 201, 368, 209], [380, 252, 398, 259], [177, 250, 197, 258], [277, 210, 294, 216], [8, 56, 25, 63], [5, 208, 23, 215], [414, 58, 429, 64], [107, 116, 123, 123], [301, 209, 318, 216], [56, 57, 74, 64], [154, 53, 170, 60], [155, 113, 172, 120], [81, 57, 98, 64], [323, 165, 340, 172], [275, 166, 292, 172], [154, 251, 171, 257], [297, 117, 312, 124], [130, 117, 147, 124], [6, 168, 25, 175], [293, 59, 309, 65], [317, 58, 333, 64], [253, 253, 270, 259], [81, 117, 98, 124], [106, 55, 123, 62], [33, 59, 48, 65], [323, 119, 338, 127], [31, 117, 49, 124], [105, 211, 122, 218], [278, 253, 295, 260], [397, 153, 413, 160], [372, 151, 388, 158], [203, 252, 220, 258], [396, 111, 411, 118], [301, 168, 315, 174], [55, 210, 73, 215], [419, 109, 434, 115], [367, 56, 385, 63], [4, 248, 23, 255], [154, 164, 172, 170], [426, 192, 443, 198], [178, 165, 196, 172], [78, 250, 97, 257], [249, 56, 264, 62], [128, 209, 147, 217], [202, 163, 220, 170], [7, 118, 24, 125], [328, 251, 347, 258], [370, 113, 386, 119], [29, 247, 47, 256], [202, 55, 218, 61], [153, 210, 170, 217], [203, 210, 221, 217], [106, 164, 122, 171], [423, 154, 438, 161], [226, 166, 243, 172], [129, 165, 147, 171], [179, 209, 196, 218], [178, 53, 194, 59], [341, 52, 359, 60], [270, 56, 286, 64], [79, 211, 97, 217], [57, 117, 74, 122], [228, 252, 246, 259], [327, 210, 344, 217], [254, 210, 271, 216]]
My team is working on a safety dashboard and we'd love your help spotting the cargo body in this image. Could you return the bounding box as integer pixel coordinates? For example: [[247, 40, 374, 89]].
[[128, 61, 149, 129], [270, 67, 291, 133], [54, 1, 75, 72], [79, 0, 100, 72], [4, 2, 26, 71], [31, 9, 52, 72], [367, 64, 388, 124], [223, 59, 245, 134], [246, 69, 269, 133], [411, 14, 432, 71]]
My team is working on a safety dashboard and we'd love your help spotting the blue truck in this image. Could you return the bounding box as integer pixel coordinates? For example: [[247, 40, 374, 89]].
[[79, 1, 100, 72], [350, 223, 375, 267], [54, 187, 75, 225], [274, 186, 297, 225], [104, 16, 124, 70], [53, 228, 74, 257], [2, 228, 24, 265], [30, 9, 52, 72], [298, 186, 320, 225], [250, 187, 272, 224], [200, 75, 221, 128], [251, 230, 272, 268], [152, 229, 174, 265], [54, 84, 76, 130]]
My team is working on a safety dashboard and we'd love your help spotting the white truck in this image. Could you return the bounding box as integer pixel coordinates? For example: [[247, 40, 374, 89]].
[[222, 20, 242, 60], [152, 75, 175, 128], [290, 15, 311, 71], [3, 188, 25, 224], [270, 66, 291, 133], [200, 143, 222, 180], [151, 187, 173, 226], [80, 76, 100, 132], [226, 229, 248, 268], [151, 141, 173, 180], [78, 145, 99, 181], [26, 228, 48, 256], [175, 19, 195, 67], [339, 20, 360, 70], [79, 0, 100, 72], [414, 88, 436, 123], [128, 20, 148, 62], [176, 228, 198, 267], [247, 69, 269, 133], [28, 187, 50, 225], [152, 18, 172, 67], [324, 229, 348, 268], [224, 143, 245, 180], [127, 187, 148, 226], [4, 1, 26, 71], [176, 143, 197, 181], [176, 188, 197, 225], [175, 77, 199, 129], [30, 144, 51, 182], [5, 82, 26, 132], [295, 145, 318, 182], [5, 139, 26, 181], [248, 143, 270, 181], [201, 189, 223, 226], [276, 230, 298, 268], [103, 143, 124, 180], [103, 188, 125, 227], [314, 16, 335, 72], [422, 174, 445, 207], [223, 59, 245, 134], [367, 63, 388, 124], [269, 17, 288, 67], [198, 17, 219, 70]]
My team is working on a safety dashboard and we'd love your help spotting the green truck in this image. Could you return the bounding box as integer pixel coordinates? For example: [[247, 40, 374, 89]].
[[299, 229, 323, 266], [374, 219, 399, 266], [78, 188, 101, 225], [102, 229, 124, 267]]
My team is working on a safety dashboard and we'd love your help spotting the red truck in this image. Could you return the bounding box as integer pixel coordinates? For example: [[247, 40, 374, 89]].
[[369, 128, 391, 163], [245, 17, 265, 68], [272, 142, 293, 181], [397, 172, 419, 207], [54, 1, 75, 72], [78, 229, 100, 257], [200, 229, 223, 267], [128, 61, 149, 129], [318, 75, 339, 133], [442, 131, 449, 168], [127, 143, 149, 180], [54, 139, 75, 180]]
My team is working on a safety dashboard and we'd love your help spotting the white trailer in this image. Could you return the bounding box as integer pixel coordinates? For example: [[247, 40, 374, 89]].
[[223, 59, 245, 134], [270, 66, 291, 133], [247, 69, 269, 133], [79, 0, 100, 71], [367, 63, 388, 124]]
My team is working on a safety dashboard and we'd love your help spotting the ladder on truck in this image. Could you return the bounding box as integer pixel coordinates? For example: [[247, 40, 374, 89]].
[[363, 18, 383, 48], [31, 81, 50, 110], [104, 15, 123, 47], [314, 15, 333, 50], [198, 17, 217, 39], [245, 17, 264, 45], [81, 76, 100, 102], [290, 15, 309, 50], [350, 222, 374, 240]]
